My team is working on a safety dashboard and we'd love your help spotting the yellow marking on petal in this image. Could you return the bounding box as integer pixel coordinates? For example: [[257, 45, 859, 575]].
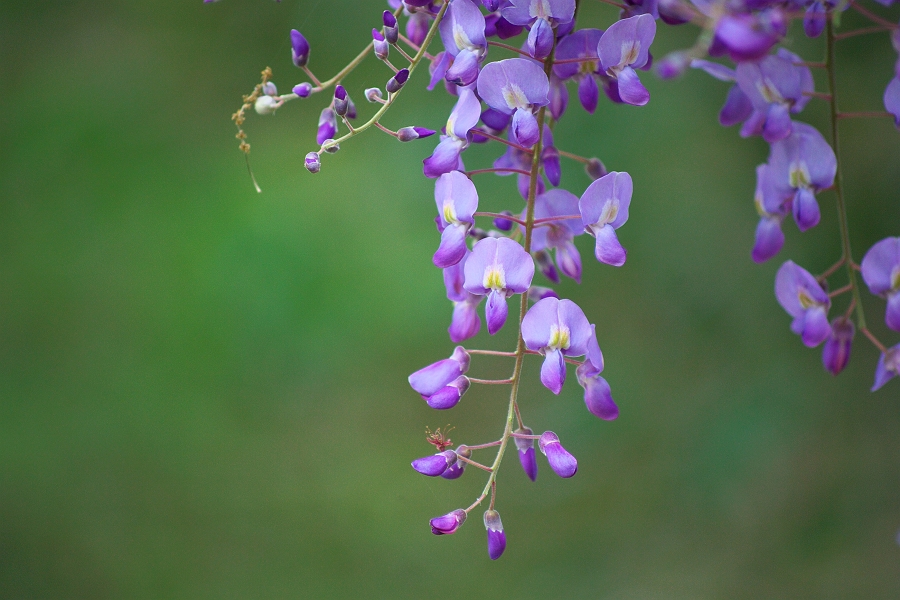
[[530, 0, 552, 19], [548, 324, 571, 350], [502, 83, 529, 110], [453, 23, 474, 52], [579, 60, 598, 76], [443, 202, 458, 226], [483, 265, 506, 291], [754, 194, 767, 217], [797, 288, 818, 310], [891, 267, 900, 291], [595, 199, 619, 227], [789, 162, 811, 189], [756, 77, 784, 104], [620, 41, 640, 68]]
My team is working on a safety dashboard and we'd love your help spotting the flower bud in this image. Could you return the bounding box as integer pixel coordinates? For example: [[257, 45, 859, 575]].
[[534, 250, 560, 284], [372, 28, 389, 61], [430, 509, 467, 535], [304, 152, 320, 174], [316, 107, 337, 145], [411, 449, 457, 477], [538, 431, 577, 478], [254, 95, 279, 115], [656, 51, 690, 80], [408, 347, 470, 397], [492, 211, 514, 231], [397, 126, 437, 142], [365, 87, 383, 102], [261, 81, 278, 96], [322, 139, 340, 154], [527, 286, 558, 303], [290, 29, 310, 67], [333, 85, 349, 117], [386, 68, 409, 94], [426, 375, 470, 410], [514, 426, 537, 481], [483, 510, 506, 560], [346, 98, 357, 120], [822, 318, 854, 376], [585, 157, 608, 180], [441, 445, 469, 479], [292, 82, 312, 98], [383, 10, 399, 45]]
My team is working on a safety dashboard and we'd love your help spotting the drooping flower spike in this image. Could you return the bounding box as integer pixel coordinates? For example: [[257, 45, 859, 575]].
[[433, 170, 479, 268], [579, 171, 632, 267], [597, 14, 656, 106], [463, 237, 536, 335], [774, 261, 831, 348], [860, 237, 900, 332], [477, 58, 550, 148], [521, 297, 592, 394]]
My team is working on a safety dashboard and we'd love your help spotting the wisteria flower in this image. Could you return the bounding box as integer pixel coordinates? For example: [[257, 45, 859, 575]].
[[691, 59, 753, 127], [501, 0, 576, 59], [408, 346, 471, 409], [860, 237, 900, 331], [437, 0, 487, 86], [423, 86, 482, 178], [710, 13, 780, 63], [579, 171, 632, 267], [411, 450, 458, 477], [522, 297, 592, 394], [576, 325, 618, 420], [736, 49, 813, 142], [768, 122, 836, 232], [430, 509, 467, 535], [775, 261, 831, 347], [597, 14, 656, 106], [514, 426, 538, 481], [443, 249, 483, 342], [477, 58, 550, 147], [538, 431, 577, 478], [526, 188, 584, 282], [822, 318, 854, 376], [554, 28, 604, 114], [483, 510, 506, 560], [872, 343, 900, 391], [751, 163, 790, 263], [433, 170, 479, 268], [464, 237, 535, 334]]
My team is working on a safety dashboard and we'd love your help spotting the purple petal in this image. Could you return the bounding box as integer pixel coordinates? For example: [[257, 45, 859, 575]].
[[541, 348, 566, 394], [582, 374, 618, 420], [439, 0, 487, 56], [691, 59, 736, 82], [486, 289, 509, 335], [449, 297, 482, 342], [430, 509, 467, 535], [774, 260, 830, 319], [542, 146, 561, 186], [511, 107, 540, 147], [557, 241, 582, 282], [578, 75, 600, 114], [616, 66, 650, 106], [861, 237, 900, 295], [580, 171, 632, 231], [434, 223, 469, 268], [822, 318, 854, 375], [762, 103, 792, 143], [538, 431, 577, 478], [800, 306, 830, 347], [426, 375, 470, 409], [521, 296, 560, 350], [593, 224, 627, 266], [887, 292, 900, 332], [886, 77, 900, 129], [483, 510, 506, 560], [412, 450, 457, 476], [792, 187, 820, 232], [446, 49, 481, 86], [435, 170, 479, 226], [423, 137, 464, 178], [449, 88, 483, 139], [554, 29, 603, 80], [549, 74, 569, 119], [769, 122, 836, 191], [477, 58, 550, 114], [751, 216, 785, 264], [804, 1, 826, 37], [408, 348, 470, 396], [527, 18, 554, 59], [598, 14, 656, 72]]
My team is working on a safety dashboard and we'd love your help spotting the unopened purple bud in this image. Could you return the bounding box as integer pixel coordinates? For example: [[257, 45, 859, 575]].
[[823, 318, 854, 376], [346, 98, 357, 120], [398, 126, 437, 142], [430, 509, 467, 535], [291, 29, 310, 67], [514, 426, 538, 481], [383, 10, 400, 44], [316, 107, 337, 144], [656, 51, 689, 80], [539, 431, 577, 478], [426, 375, 470, 409], [373, 28, 390, 60], [493, 211, 514, 231], [386, 68, 409, 93], [441, 445, 469, 479], [483, 510, 506, 560], [304, 152, 320, 174], [322, 139, 339, 153], [534, 250, 560, 284], [411, 449, 458, 476], [292, 82, 312, 98], [262, 81, 278, 96], [333, 85, 349, 117], [365, 87, 383, 102], [527, 286, 558, 302], [585, 158, 607, 180]]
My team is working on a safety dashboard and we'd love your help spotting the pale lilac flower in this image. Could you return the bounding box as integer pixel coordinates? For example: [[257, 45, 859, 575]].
[[477, 58, 550, 148], [710, 14, 779, 63], [444, 249, 484, 342], [304, 152, 320, 174], [397, 126, 437, 142], [822, 318, 854, 376], [751, 163, 790, 263], [424, 86, 482, 178], [412, 450, 458, 476], [433, 171, 479, 268], [873, 344, 900, 391], [597, 15, 656, 106], [438, 0, 487, 86], [501, 0, 576, 58], [538, 431, 577, 478], [775, 261, 831, 347], [691, 59, 753, 128], [735, 49, 814, 142], [514, 426, 538, 481], [554, 29, 604, 113], [579, 171, 632, 267], [464, 237, 535, 334], [860, 237, 900, 331], [483, 510, 507, 560], [525, 188, 584, 282], [431, 509, 467, 534], [409, 346, 470, 397], [521, 297, 592, 394], [576, 325, 618, 420]]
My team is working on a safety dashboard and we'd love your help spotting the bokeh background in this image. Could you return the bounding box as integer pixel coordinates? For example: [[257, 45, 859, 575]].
[[2, 1, 900, 597]]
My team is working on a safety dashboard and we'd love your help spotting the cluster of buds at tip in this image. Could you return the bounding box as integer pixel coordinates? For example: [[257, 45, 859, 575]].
[[386, 68, 409, 94]]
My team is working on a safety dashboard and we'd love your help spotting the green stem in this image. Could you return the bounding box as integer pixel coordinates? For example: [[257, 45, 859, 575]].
[[826, 14, 867, 330]]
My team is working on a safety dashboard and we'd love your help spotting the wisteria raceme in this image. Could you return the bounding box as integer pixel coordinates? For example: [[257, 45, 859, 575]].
[[210, 0, 900, 562]]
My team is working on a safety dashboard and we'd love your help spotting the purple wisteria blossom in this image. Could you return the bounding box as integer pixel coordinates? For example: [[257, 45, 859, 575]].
[[525, 188, 584, 282], [554, 28, 604, 114], [873, 343, 900, 391], [576, 325, 618, 420], [822, 318, 854, 376], [408, 346, 471, 409], [477, 58, 550, 148], [775, 261, 831, 347], [316, 107, 337, 145], [483, 510, 506, 560], [411, 450, 458, 476], [430, 509, 467, 535], [691, 59, 753, 128], [735, 49, 813, 142], [521, 297, 592, 394], [768, 122, 836, 232], [444, 249, 483, 342], [514, 426, 538, 481], [860, 237, 900, 332], [751, 163, 789, 263], [579, 171, 632, 267], [501, 0, 576, 59], [290, 30, 310, 67], [423, 86, 482, 178], [436, 0, 487, 86], [710, 13, 780, 63], [538, 431, 577, 478], [597, 15, 656, 106], [433, 171, 479, 268], [464, 237, 536, 334], [441, 445, 469, 479]]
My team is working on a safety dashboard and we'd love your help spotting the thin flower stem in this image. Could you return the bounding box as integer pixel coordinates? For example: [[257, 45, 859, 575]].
[[819, 256, 847, 280], [861, 327, 888, 353], [509, 432, 541, 440], [302, 65, 323, 88], [487, 40, 532, 56], [456, 455, 494, 472], [341, 116, 356, 133], [398, 34, 429, 58], [795, 61, 827, 69], [850, 1, 899, 29], [465, 493, 487, 513], [590, 0, 627, 9], [468, 377, 516, 385], [829, 283, 854, 298], [844, 296, 857, 319], [467, 349, 517, 357], [374, 122, 398, 136], [513, 401, 523, 429], [834, 25, 893, 39], [318, 1, 448, 153], [464, 440, 503, 450], [280, 44, 374, 104], [383, 58, 401, 74], [393, 44, 415, 63], [533, 215, 582, 225], [557, 149, 591, 164], [467, 168, 532, 177], [470, 129, 533, 153], [553, 57, 598, 65], [803, 91, 833, 100], [837, 111, 894, 119], [523, 348, 582, 365], [474, 211, 527, 226], [826, 15, 867, 331], [489, 480, 497, 510]]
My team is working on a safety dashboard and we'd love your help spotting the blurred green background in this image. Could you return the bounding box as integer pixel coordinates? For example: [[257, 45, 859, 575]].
[[2, 1, 900, 597]]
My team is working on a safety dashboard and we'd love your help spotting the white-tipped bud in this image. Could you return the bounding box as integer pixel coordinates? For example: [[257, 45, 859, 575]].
[[254, 95, 280, 115], [365, 87, 383, 103], [322, 139, 340, 154]]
